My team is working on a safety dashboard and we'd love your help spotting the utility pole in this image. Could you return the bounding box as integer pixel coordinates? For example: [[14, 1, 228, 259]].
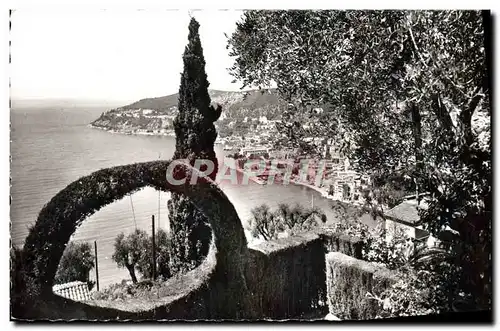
[[94, 240, 100, 292], [152, 215, 156, 281], [158, 152, 161, 229]]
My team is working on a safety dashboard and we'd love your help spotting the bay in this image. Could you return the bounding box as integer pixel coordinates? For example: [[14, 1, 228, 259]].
[[10, 105, 344, 288]]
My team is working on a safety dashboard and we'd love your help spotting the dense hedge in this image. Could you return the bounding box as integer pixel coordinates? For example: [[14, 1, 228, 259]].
[[325, 252, 398, 320], [17, 160, 250, 320], [247, 232, 328, 319]]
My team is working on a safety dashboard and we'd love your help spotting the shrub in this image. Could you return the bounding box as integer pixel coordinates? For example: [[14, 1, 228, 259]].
[[368, 260, 463, 318], [54, 242, 95, 285], [248, 203, 327, 241], [330, 220, 413, 270], [335, 220, 463, 317]]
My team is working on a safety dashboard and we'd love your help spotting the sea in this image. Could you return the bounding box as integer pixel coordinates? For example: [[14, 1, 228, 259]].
[[10, 104, 343, 288]]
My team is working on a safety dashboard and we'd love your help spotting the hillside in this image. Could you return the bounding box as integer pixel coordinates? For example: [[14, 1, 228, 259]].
[[90, 89, 287, 135]]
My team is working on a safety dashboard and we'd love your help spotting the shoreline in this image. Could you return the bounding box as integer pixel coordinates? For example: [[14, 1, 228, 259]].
[[89, 124, 225, 144], [88, 124, 177, 137], [88, 127, 354, 205], [226, 160, 360, 207], [226, 160, 342, 202]]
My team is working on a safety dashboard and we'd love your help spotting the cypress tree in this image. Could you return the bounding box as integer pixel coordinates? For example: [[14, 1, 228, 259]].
[[167, 17, 222, 273]]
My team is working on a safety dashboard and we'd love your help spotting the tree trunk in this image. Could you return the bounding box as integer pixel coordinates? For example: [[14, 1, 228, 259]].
[[410, 103, 422, 204], [126, 264, 138, 283], [482, 10, 492, 115]]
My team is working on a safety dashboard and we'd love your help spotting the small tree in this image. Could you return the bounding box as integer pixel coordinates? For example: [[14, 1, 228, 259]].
[[112, 230, 149, 284], [248, 204, 282, 241], [136, 229, 172, 280], [54, 242, 95, 285]]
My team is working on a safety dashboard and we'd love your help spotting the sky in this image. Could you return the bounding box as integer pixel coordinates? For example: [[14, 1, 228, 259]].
[[10, 9, 246, 102]]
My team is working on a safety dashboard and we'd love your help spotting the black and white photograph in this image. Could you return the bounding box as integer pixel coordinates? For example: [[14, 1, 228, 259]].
[[8, 7, 492, 322]]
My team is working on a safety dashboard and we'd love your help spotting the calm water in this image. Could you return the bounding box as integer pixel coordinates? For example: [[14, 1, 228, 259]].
[[10, 105, 340, 288]]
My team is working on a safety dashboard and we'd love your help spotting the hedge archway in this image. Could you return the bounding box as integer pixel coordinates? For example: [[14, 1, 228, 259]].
[[21, 160, 250, 318]]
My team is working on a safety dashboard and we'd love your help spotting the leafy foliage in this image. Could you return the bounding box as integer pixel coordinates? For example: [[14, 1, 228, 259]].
[[112, 229, 173, 283], [112, 230, 150, 283], [248, 203, 326, 241], [54, 242, 95, 285], [367, 258, 463, 317], [228, 10, 491, 307], [136, 229, 173, 280], [336, 219, 465, 316]]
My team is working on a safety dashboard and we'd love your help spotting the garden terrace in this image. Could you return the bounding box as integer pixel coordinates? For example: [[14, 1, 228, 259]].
[[14, 160, 399, 320]]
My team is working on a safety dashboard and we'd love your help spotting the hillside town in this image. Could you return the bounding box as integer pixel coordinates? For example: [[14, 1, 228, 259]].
[[93, 103, 372, 208]]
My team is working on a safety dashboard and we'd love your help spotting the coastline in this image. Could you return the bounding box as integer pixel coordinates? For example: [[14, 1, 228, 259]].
[[89, 124, 225, 144], [229, 163, 358, 206], [289, 178, 331, 197], [88, 124, 176, 137], [227, 159, 339, 201], [87, 129, 351, 204], [231, 166, 268, 185]]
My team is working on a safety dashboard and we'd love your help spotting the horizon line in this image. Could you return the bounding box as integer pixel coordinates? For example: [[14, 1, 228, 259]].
[[10, 86, 275, 103]]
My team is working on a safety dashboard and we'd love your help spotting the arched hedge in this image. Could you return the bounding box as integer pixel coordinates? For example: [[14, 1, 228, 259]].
[[20, 160, 251, 319]]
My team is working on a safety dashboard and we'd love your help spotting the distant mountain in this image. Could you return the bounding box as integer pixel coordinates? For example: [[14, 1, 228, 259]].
[[120, 89, 284, 113], [90, 89, 288, 134]]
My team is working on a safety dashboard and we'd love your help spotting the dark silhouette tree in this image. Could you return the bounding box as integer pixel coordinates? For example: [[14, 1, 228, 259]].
[[168, 17, 222, 273]]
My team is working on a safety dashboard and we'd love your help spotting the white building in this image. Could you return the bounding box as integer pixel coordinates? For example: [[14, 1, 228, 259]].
[[240, 146, 270, 157], [383, 195, 435, 247]]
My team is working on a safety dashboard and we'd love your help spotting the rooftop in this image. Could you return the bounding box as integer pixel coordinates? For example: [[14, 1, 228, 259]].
[[52, 281, 92, 302], [384, 197, 429, 226]]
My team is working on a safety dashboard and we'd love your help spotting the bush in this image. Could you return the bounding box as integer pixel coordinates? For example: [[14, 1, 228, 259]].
[[335, 219, 463, 317], [248, 203, 327, 241], [368, 260, 463, 318], [54, 242, 95, 285], [330, 221, 413, 270]]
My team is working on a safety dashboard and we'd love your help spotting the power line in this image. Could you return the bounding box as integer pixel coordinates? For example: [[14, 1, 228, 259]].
[[129, 194, 137, 230]]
